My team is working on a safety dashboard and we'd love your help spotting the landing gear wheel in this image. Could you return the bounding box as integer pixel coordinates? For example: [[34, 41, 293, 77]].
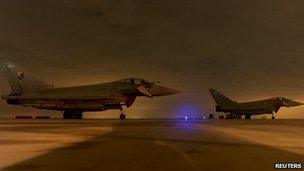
[[227, 114, 237, 119], [63, 111, 83, 119], [236, 114, 242, 119], [271, 116, 275, 120], [63, 111, 73, 119], [245, 115, 251, 120], [119, 113, 126, 120], [63, 112, 68, 119], [74, 112, 83, 119]]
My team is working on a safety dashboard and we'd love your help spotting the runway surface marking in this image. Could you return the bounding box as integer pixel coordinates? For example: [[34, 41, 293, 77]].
[[0, 127, 113, 169], [214, 125, 304, 155]]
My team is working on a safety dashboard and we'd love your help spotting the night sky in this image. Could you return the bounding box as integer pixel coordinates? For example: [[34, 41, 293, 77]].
[[1, 0, 304, 118]]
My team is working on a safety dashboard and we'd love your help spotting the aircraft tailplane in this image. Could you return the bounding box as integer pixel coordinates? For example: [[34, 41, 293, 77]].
[[0, 61, 53, 95], [209, 89, 235, 106]]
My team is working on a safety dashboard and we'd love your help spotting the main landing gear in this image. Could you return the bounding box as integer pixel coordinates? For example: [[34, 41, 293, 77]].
[[226, 114, 242, 119], [271, 114, 276, 120], [63, 111, 83, 119], [245, 114, 251, 120]]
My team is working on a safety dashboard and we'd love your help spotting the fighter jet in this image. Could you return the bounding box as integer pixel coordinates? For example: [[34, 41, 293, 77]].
[[0, 61, 179, 119], [209, 89, 303, 119]]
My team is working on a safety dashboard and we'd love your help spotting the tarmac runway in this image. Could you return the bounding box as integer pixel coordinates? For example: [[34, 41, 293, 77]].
[[0, 119, 303, 171]]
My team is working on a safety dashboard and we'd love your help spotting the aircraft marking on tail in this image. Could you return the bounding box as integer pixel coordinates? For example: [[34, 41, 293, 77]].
[[17, 72, 24, 80]]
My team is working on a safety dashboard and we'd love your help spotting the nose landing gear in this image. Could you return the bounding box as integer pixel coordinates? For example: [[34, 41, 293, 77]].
[[119, 106, 126, 120], [119, 113, 126, 120]]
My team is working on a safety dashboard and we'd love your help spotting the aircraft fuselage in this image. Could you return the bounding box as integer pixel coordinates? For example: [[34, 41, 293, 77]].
[[2, 79, 179, 112], [216, 99, 281, 115]]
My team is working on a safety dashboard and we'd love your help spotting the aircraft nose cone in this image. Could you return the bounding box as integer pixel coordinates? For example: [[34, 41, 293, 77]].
[[147, 85, 180, 96], [290, 100, 304, 107], [284, 100, 304, 107], [163, 87, 180, 95]]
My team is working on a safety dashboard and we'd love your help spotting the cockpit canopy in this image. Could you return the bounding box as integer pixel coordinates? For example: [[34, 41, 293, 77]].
[[117, 78, 153, 86], [275, 97, 289, 101]]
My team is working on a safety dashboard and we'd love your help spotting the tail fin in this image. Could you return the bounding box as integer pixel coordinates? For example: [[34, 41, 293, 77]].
[[0, 61, 52, 95], [209, 89, 235, 106]]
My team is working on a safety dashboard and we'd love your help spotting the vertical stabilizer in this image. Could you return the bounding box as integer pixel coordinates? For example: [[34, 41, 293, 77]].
[[209, 89, 234, 106], [0, 61, 51, 94]]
